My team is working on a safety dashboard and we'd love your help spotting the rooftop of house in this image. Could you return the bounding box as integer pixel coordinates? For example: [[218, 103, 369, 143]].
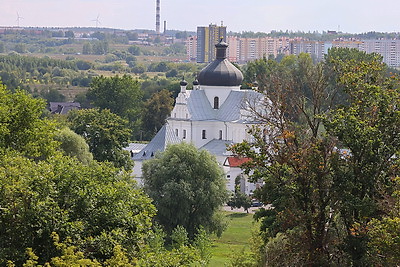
[[49, 102, 81, 115]]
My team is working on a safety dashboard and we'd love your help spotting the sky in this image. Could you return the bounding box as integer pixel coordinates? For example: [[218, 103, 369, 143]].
[[1, 0, 399, 34]]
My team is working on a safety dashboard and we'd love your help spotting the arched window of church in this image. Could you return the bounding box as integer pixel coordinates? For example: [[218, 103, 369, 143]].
[[183, 129, 187, 139], [214, 97, 219, 109], [219, 130, 223, 140], [202, 130, 207, 139], [175, 129, 178, 137]]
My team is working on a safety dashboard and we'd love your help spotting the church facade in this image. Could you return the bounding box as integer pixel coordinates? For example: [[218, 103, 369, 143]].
[[133, 40, 263, 195]]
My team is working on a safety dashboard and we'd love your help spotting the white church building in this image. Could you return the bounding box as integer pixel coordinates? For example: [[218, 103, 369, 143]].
[[132, 40, 263, 195]]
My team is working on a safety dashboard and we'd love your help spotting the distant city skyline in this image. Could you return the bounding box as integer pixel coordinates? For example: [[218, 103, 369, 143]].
[[1, 0, 400, 34]]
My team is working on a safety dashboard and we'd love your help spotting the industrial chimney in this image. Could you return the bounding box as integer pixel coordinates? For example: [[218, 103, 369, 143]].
[[163, 20, 167, 35], [156, 0, 160, 34]]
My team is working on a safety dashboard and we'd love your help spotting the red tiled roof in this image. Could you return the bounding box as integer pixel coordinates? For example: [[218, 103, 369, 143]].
[[225, 157, 251, 167]]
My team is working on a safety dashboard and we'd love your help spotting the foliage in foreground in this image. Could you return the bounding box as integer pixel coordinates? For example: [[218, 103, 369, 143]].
[[0, 151, 155, 265], [0, 82, 212, 266], [232, 48, 400, 266]]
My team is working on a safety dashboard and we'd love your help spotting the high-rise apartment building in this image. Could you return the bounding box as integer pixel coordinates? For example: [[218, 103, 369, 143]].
[[362, 39, 400, 67], [226, 36, 240, 62], [290, 40, 328, 61], [196, 24, 226, 63], [186, 36, 197, 61], [291, 39, 400, 67]]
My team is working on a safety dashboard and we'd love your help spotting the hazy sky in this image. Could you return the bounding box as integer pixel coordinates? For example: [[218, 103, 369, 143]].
[[1, 0, 399, 33]]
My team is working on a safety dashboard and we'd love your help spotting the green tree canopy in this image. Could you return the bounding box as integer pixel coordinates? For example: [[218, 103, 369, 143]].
[[141, 89, 174, 140], [54, 127, 93, 165], [87, 74, 143, 121], [0, 151, 156, 265], [67, 108, 132, 170], [0, 82, 58, 160], [142, 143, 228, 238], [233, 49, 400, 265], [323, 48, 400, 264]]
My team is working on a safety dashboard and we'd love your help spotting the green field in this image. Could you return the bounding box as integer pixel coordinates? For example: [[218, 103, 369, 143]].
[[209, 212, 258, 266]]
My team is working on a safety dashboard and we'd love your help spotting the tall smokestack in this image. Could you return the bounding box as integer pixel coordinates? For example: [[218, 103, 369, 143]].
[[156, 0, 160, 34], [163, 20, 166, 35]]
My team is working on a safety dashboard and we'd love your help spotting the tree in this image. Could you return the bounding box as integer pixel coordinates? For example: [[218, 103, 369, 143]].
[[82, 42, 92, 55], [128, 45, 141, 55], [323, 48, 400, 265], [67, 108, 133, 170], [76, 60, 93, 70], [54, 127, 93, 165], [366, 177, 400, 266], [227, 175, 252, 212], [87, 75, 143, 137], [14, 43, 26, 53], [40, 88, 66, 102], [233, 49, 400, 265], [64, 30, 75, 38], [92, 40, 109, 55], [0, 151, 156, 265], [233, 53, 342, 265], [142, 143, 228, 238], [0, 42, 5, 53], [165, 68, 178, 78], [141, 89, 174, 140], [0, 82, 58, 160]]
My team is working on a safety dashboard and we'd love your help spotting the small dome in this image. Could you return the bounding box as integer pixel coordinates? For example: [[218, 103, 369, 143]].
[[198, 40, 243, 87], [193, 79, 199, 85], [180, 79, 188, 86]]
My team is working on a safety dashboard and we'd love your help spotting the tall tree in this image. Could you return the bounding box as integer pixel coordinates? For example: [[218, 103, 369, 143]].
[[234, 49, 400, 265], [87, 75, 143, 138], [67, 108, 132, 170], [233, 53, 341, 265], [0, 82, 58, 160], [323, 48, 400, 265], [142, 143, 228, 238], [141, 89, 174, 140]]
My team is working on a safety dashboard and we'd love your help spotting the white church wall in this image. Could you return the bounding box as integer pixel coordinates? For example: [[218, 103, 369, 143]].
[[202, 85, 240, 108]]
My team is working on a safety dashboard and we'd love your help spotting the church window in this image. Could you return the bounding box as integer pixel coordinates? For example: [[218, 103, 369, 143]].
[[214, 97, 219, 109], [202, 130, 207, 139], [175, 129, 178, 137], [183, 129, 187, 139], [219, 130, 223, 140]]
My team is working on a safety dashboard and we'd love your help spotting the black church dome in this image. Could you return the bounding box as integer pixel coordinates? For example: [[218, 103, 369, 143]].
[[180, 79, 188, 86], [197, 41, 243, 87]]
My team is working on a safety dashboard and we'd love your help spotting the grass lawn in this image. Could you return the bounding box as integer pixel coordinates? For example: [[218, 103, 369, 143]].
[[209, 211, 258, 266]]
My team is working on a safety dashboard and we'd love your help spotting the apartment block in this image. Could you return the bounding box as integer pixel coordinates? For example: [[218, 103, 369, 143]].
[[196, 24, 226, 63], [362, 39, 400, 67], [290, 40, 329, 61], [185, 36, 197, 61]]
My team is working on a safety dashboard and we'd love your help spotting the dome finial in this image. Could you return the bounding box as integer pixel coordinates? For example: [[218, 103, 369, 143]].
[[215, 38, 228, 59]]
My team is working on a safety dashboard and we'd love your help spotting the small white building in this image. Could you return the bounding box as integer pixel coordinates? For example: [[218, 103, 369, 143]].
[[133, 40, 264, 194]]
